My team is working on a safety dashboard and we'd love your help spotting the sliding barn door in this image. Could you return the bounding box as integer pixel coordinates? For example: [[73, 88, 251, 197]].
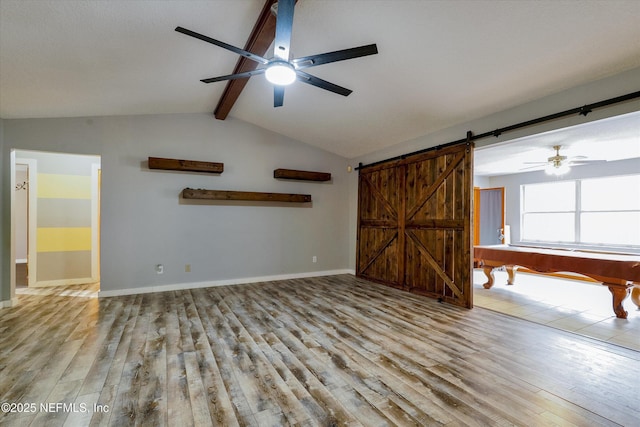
[[357, 161, 404, 288], [357, 142, 474, 308]]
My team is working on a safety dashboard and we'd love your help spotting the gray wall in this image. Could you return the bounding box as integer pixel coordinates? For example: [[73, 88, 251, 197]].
[[348, 67, 640, 269], [488, 157, 640, 253], [0, 118, 6, 302], [1, 114, 351, 294], [473, 175, 491, 189]]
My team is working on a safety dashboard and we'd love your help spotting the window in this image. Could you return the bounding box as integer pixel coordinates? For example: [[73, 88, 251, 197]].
[[580, 175, 640, 246], [521, 181, 576, 243], [521, 174, 640, 249]]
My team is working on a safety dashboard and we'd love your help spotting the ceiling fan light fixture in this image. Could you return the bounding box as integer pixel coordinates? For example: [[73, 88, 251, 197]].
[[545, 162, 571, 176], [265, 61, 296, 86]]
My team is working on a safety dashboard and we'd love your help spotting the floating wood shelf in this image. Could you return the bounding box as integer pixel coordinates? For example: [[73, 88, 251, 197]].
[[274, 168, 331, 182], [182, 188, 311, 203], [149, 157, 224, 174]]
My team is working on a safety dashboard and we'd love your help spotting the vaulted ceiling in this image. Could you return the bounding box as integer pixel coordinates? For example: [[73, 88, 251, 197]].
[[1, 0, 639, 159]]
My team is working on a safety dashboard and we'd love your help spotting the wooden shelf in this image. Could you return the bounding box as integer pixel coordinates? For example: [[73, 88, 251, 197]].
[[274, 168, 331, 182], [182, 188, 311, 203], [149, 157, 223, 174]]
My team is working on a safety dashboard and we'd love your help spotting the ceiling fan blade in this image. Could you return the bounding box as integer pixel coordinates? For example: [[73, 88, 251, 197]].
[[201, 68, 266, 84], [569, 160, 607, 166], [292, 44, 378, 69], [274, 86, 285, 107], [519, 165, 547, 171], [274, 0, 295, 61], [296, 71, 352, 97], [175, 26, 269, 65], [522, 161, 549, 165]]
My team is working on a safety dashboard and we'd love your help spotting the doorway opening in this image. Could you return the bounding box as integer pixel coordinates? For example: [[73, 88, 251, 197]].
[[473, 187, 505, 246], [472, 111, 640, 350], [11, 150, 101, 294]]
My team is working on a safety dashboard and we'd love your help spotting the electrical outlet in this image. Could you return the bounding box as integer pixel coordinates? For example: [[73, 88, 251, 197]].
[[312, 256, 317, 263], [185, 264, 191, 273], [156, 264, 164, 274]]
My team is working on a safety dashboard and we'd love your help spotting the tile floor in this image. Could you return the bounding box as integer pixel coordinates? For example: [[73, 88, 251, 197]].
[[473, 269, 640, 351]]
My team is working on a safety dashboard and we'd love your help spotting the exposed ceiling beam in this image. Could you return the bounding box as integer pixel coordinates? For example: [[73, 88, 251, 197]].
[[214, 0, 297, 120]]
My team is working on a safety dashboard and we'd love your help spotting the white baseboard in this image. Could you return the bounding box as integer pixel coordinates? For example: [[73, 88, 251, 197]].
[[98, 269, 355, 298], [31, 277, 98, 288], [1, 298, 19, 308]]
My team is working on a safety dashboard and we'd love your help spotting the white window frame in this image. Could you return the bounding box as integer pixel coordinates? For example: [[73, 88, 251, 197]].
[[520, 174, 640, 253]]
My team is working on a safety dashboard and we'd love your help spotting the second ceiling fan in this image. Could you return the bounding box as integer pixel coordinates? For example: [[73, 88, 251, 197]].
[[521, 145, 605, 175], [176, 0, 378, 107]]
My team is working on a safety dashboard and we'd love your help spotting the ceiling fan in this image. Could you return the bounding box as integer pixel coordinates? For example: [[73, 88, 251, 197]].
[[176, 0, 378, 107], [521, 145, 605, 175]]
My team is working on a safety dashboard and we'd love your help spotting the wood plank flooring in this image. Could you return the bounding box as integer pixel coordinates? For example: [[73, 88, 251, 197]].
[[1, 275, 638, 426]]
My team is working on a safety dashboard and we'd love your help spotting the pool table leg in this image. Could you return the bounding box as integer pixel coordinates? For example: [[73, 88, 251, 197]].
[[482, 266, 495, 289], [607, 284, 629, 319], [506, 265, 517, 285], [631, 286, 640, 310]]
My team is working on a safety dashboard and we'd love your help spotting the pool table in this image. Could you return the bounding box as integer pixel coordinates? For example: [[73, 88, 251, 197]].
[[474, 245, 640, 319]]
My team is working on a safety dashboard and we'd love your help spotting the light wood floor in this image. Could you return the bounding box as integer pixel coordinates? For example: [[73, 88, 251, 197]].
[[1, 275, 638, 426]]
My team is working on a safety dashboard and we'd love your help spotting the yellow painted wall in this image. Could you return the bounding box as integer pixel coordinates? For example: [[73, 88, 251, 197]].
[[37, 227, 92, 252], [38, 173, 92, 199]]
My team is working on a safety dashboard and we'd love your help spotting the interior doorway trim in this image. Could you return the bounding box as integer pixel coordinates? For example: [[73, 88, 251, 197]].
[[15, 157, 38, 290], [91, 163, 101, 283]]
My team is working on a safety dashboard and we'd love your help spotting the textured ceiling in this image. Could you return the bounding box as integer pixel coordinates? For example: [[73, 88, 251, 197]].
[[1, 0, 639, 159]]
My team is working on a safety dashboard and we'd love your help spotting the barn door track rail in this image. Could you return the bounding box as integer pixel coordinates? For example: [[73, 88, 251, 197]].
[[357, 90, 640, 171]]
